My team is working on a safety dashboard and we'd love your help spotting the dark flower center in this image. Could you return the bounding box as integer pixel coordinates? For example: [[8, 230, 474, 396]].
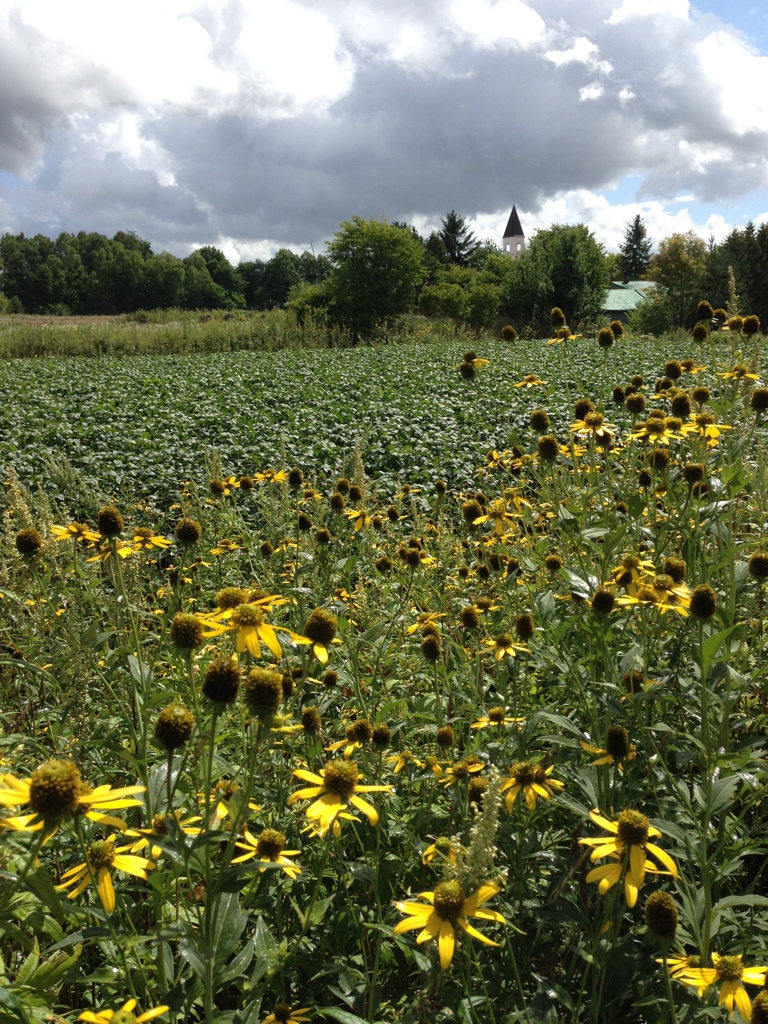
[[617, 809, 649, 847], [28, 760, 83, 820], [433, 879, 466, 921], [715, 956, 744, 982], [256, 829, 286, 860], [322, 760, 358, 798], [88, 839, 116, 870], [511, 761, 536, 786], [232, 604, 265, 627]]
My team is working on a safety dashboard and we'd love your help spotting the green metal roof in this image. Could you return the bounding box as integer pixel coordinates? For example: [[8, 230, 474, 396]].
[[604, 281, 655, 313]]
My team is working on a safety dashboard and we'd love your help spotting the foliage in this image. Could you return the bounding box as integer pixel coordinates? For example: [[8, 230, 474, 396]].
[[2, 322, 768, 1024], [647, 231, 708, 327], [502, 222, 609, 332], [324, 217, 425, 337], [438, 210, 480, 267], [618, 214, 653, 282], [0, 233, 329, 315]]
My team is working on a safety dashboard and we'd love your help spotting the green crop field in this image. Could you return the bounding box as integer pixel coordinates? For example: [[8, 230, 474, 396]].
[[1, 327, 768, 1024]]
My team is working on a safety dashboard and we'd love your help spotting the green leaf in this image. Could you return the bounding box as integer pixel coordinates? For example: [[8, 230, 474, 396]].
[[317, 1009, 377, 1024], [25, 867, 65, 924], [211, 892, 247, 964]]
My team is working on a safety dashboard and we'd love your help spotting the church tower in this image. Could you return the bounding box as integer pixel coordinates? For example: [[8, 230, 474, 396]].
[[503, 206, 525, 256]]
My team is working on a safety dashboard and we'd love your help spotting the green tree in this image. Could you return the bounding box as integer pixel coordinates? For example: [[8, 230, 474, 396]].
[[260, 249, 302, 308], [144, 251, 185, 309], [502, 223, 608, 331], [618, 215, 653, 282], [646, 231, 707, 327], [439, 211, 479, 267], [325, 217, 424, 337]]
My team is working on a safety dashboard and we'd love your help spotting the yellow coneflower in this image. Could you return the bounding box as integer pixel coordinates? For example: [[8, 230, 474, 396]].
[[471, 706, 524, 730], [231, 827, 301, 878], [0, 761, 144, 837], [513, 373, 547, 388], [672, 953, 768, 1020], [580, 808, 678, 908], [394, 879, 505, 969], [261, 1004, 312, 1024], [57, 835, 154, 913], [78, 999, 169, 1023], [287, 760, 392, 836], [500, 761, 563, 810]]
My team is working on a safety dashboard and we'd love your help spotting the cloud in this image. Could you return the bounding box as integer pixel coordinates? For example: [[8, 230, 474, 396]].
[[0, 0, 767, 257]]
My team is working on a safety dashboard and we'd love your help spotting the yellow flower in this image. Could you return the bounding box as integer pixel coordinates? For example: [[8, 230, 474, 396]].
[[672, 953, 768, 1019], [421, 837, 458, 865], [570, 411, 616, 441], [201, 781, 260, 825], [86, 540, 135, 562], [717, 365, 761, 383], [57, 835, 154, 913], [472, 499, 516, 536], [261, 1004, 311, 1024], [231, 827, 301, 878], [579, 808, 678, 907], [440, 758, 485, 787], [0, 761, 144, 836], [51, 522, 100, 544], [78, 998, 169, 1023], [580, 726, 636, 769], [484, 449, 511, 469], [690, 412, 732, 446], [126, 811, 201, 860], [471, 706, 524, 730], [202, 602, 304, 660], [630, 419, 675, 445], [255, 467, 288, 484], [513, 374, 547, 388], [616, 584, 688, 616], [482, 634, 529, 661], [287, 760, 393, 836], [394, 879, 505, 969], [344, 509, 372, 531], [406, 612, 445, 636], [386, 750, 425, 774], [209, 538, 244, 556], [500, 761, 563, 811], [131, 528, 172, 552]]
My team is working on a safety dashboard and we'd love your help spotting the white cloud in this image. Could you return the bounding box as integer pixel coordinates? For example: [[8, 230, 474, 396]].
[[545, 36, 602, 67], [450, 0, 546, 49], [512, 188, 734, 251], [580, 83, 604, 101], [697, 30, 768, 134], [607, 0, 689, 25]]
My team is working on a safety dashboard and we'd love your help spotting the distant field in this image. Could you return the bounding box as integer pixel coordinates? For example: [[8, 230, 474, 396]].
[[1, 335, 685, 517]]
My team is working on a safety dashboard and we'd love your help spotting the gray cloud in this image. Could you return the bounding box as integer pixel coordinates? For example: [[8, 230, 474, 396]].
[[1, 0, 767, 254]]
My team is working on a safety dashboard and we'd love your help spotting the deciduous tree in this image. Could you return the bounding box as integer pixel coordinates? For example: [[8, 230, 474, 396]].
[[325, 217, 424, 337]]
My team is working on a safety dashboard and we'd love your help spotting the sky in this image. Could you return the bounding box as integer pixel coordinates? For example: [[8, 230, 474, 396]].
[[2, 0, 768, 263]]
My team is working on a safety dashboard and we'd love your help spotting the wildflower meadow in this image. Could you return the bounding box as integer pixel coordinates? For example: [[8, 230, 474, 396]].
[[2, 312, 768, 1024]]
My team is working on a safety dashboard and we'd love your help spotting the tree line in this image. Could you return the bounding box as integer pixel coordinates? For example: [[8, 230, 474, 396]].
[[0, 231, 332, 315], [1, 212, 765, 337]]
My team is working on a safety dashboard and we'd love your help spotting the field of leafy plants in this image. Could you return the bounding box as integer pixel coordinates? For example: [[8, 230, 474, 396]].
[[2, 320, 768, 1024]]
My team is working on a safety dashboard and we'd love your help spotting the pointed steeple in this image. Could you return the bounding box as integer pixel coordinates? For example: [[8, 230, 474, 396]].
[[502, 206, 525, 257], [504, 206, 524, 239]]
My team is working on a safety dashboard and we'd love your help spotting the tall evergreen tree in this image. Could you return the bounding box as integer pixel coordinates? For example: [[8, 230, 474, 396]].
[[618, 214, 653, 282], [439, 211, 479, 267]]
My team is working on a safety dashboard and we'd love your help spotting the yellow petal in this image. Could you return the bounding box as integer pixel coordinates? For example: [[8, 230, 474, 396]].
[[350, 793, 378, 825], [259, 623, 283, 660], [97, 868, 115, 913], [438, 919, 455, 969]]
